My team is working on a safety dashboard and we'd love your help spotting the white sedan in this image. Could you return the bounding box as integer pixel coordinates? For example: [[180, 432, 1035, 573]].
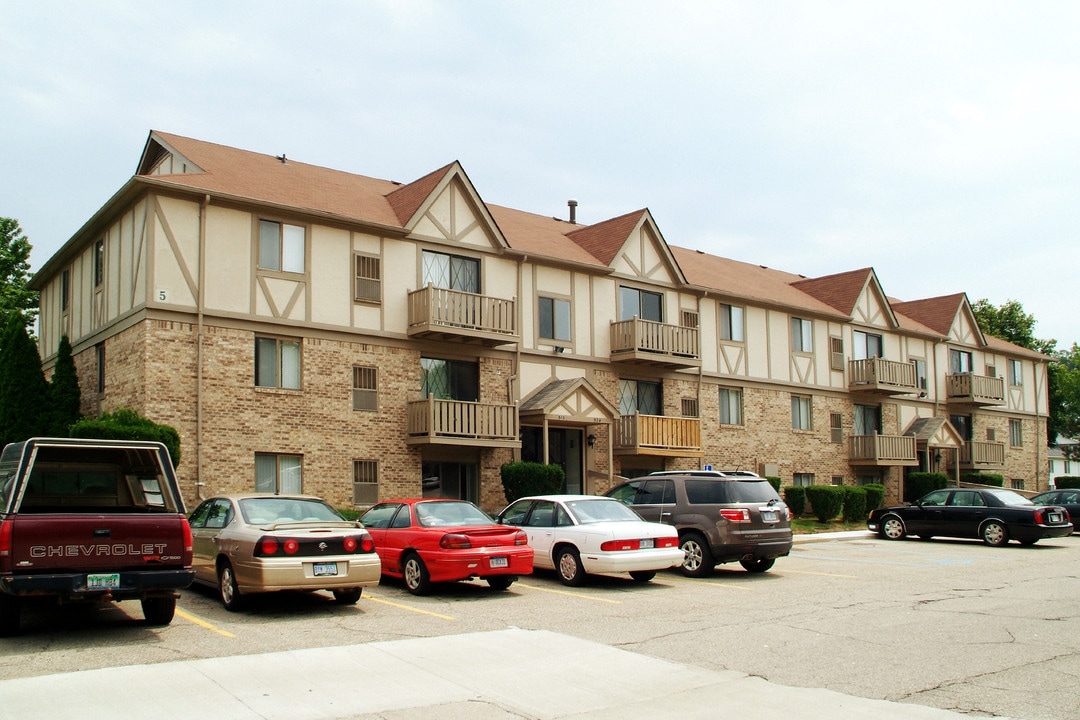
[[496, 495, 685, 585]]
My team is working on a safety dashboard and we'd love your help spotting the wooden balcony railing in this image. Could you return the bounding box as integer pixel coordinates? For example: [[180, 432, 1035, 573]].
[[609, 317, 700, 368], [406, 395, 519, 448], [946, 373, 1005, 406], [613, 414, 703, 457], [848, 358, 918, 395], [959, 440, 1006, 468], [848, 434, 918, 466], [407, 285, 517, 346]]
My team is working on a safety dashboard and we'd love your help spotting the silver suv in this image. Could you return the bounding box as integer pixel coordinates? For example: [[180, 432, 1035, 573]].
[[605, 471, 792, 576]]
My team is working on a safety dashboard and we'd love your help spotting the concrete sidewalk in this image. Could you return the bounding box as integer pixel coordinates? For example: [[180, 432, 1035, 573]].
[[0, 628, 1004, 719]]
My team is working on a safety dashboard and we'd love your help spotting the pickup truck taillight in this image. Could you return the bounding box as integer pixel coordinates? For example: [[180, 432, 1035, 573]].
[[0, 519, 12, 566], [181, 517, 194, 566]]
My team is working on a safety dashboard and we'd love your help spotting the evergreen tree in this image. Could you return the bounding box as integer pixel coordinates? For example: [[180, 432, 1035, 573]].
[[0, 314, 49, 447], [47, 335, 82, 436]]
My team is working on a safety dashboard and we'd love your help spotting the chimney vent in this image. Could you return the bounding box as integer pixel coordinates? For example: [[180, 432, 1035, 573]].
[[568, 199, 578, 224]]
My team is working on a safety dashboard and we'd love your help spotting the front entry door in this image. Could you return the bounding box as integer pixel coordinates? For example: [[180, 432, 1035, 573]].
[[521, 427, 584, 494]]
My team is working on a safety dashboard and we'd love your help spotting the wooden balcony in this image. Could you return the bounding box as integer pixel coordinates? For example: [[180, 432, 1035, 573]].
[[613, 414, 703, 457], [946, 373, 1005, 406], [406, 396, 520, 448], [959, 440, 1005, 469], [609, 318, 700, 369], [848, 434, 918, 466], [407, 285, 518, 347], [847, 358, 919, 395]]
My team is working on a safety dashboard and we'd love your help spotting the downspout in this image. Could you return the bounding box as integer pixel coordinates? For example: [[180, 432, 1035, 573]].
[[697, 292, 705, 469], [511, 256, 526, 460], [196, 194, 209, 501]]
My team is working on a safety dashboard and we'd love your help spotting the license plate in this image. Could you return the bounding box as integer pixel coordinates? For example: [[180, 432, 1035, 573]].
[[313, 562, 338, 577], [87, 573, 120, 590], [761, 510, 778, 522], [639, 538, 654, 549], [1049, 512, 1063, 524], [489, 556, 509, 568]]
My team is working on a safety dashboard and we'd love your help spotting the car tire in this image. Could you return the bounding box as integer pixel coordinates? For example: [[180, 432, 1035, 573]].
[[556, 547, 587, 586], [218, 560, 245, 611], [981, 521, 1009, 547], [880, 515, 906, 541], [740, 557, 775, 573], [141, 596, 176, 626], [486, 576, 515, 591], [403, 553, 432, 595], [0, 594, 21, 637], [679, 532, 715, 578], [332, 588, 362, 604]]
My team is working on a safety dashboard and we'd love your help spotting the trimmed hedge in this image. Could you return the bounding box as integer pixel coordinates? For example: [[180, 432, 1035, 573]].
[[765, 476, 781, 493], [842, 486, 868, 522], [783, 486, 806, 517], [500, 461, 565, 503], [862, 483, 885, 512], [1055, 476, 1080, 489], [962, 472, 1004, 487], [804, 485, 845, 522], [904, 472, 949, 502], [69, 407, 181, 468]]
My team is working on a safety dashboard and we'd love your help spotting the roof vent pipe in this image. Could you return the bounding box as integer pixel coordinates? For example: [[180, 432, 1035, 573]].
[[568, 199, 578, 224]]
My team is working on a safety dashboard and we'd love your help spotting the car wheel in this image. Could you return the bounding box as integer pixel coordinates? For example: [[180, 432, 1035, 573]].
[[629, 570, 656, 582], [981, 521, 1009, 547], [218, 560, 245, 611], [740, 557, 775, 573], [486, 576, 515, 591], [0, 594, 21, 637], [679, 532, 715, 578], [556, 547, 587, 586], [880, 515, 906, 541], [141, 596, 176, 626], [332, 588, 362, 604], [403, 553, 432, 595]]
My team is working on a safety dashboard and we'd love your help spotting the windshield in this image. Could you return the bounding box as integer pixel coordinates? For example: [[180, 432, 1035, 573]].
[[564, 498, 642, 523], [415, 500, 494, 527], [239, 497, 344, 523]]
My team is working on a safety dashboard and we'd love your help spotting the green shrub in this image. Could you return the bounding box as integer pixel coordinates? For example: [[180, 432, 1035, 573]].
[[862, 483, 885, 511], [69, 407, 181, 468], [842, 486, 868, 522], [765, 476, 781, 493], [804, 485, 845, 522], [500, 461, 564, 503], [1055, 476, 1080, 489], [783, 486, 806, 517], [962, 472, 1004, 487], [904, 472, 949, 502], [337, 508, 362, 521]]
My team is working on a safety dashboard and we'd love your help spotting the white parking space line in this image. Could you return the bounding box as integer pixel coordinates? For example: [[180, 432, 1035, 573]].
[[515, 582, 622, 604]]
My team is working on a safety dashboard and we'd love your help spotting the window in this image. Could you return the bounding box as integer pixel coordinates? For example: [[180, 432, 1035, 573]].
[[96, 343, 105, 394], [1008, 359, 1023, 386], [255, 453, 302, 494], [1010, 478, 1025, 490], [94, 239, 105, 286], [854, 404, 881, 435], [353, 460, 378, 504], [619, 286, 662, 322], [352, 366, 378, 411], [354, 254, 381, 303], [949, 349, 972, 374], [61, 269, 70, 312], [539, 296, 571, 342], [259, 220, 305, 273], [791, 317, 813, 353], [793, 473, 814, 487], [829, 337, 844, 371], [422, 250, 479, 292], [421, 358, 478, 401], [719, 388, 742, 425], [720, 304, 744, 341], [853, 330, 883, 360], [914, 359, 928, 391], [830, 413, 843, 444], [950, 414, 973, 441], [255, 337, 301, 389], [831, 476, 844, 486], [1009, 419, 1023, 447], [791, 395, 812, 430], [619, 379, 662, 415], [681, 398, 698, 418]]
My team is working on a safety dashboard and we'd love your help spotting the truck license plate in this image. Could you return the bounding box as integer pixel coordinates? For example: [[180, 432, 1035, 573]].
[[489, 556, 509, 568], [313, 562, 338, 577], [87, 573, 121, 590]]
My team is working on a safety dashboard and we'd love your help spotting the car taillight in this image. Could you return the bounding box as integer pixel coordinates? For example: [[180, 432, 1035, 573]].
[[787, 508, 794, 521], [601, 539, 640, 551], [657, 537, 679, 548], [259, 537, 279, 556], [343, 536, 358, 552], [283, 539, 300, 555], [1034, 509, 1044, 524], [514, 531, 529, 546], [360, 535, 375, 553], [720, 509, 751, 522], [181, 517, 194, 565], [440, 533, 472, 549]]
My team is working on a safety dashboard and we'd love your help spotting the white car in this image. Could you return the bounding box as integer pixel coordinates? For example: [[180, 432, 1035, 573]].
[[496, 495, 685, 585]]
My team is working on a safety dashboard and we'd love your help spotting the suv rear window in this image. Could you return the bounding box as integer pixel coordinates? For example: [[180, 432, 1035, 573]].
[[685, 479, 780, 504]]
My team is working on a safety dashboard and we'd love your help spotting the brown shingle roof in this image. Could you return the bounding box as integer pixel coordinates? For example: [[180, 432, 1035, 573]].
[[790, 268, 873, 316], [566, 209, 647, 265], [386, 163, 456, 226], [891, 294, 967, 336]]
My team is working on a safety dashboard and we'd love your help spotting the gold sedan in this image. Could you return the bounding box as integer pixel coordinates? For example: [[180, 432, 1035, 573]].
[[188, 494, 381, 610]]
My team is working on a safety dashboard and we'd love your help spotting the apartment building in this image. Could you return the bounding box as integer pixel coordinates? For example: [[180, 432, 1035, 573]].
[[29, 131, 1051, 511]]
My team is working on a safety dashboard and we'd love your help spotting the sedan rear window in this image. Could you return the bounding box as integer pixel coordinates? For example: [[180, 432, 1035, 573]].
[[685, 479, 779, 504]]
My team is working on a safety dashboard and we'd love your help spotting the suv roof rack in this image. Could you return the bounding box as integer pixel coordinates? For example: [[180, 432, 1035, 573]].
[[648, 470, 762, 478]]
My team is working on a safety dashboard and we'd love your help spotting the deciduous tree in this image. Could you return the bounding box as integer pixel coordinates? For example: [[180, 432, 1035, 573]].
[[0, 217, 38, 329]]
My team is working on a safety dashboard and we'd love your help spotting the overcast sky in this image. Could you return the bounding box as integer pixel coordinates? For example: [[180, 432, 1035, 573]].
[[3, 1, 1078, 346]]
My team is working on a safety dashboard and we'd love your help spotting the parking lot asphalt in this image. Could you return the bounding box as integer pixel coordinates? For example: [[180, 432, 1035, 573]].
[[0, 627, 1007, 720]]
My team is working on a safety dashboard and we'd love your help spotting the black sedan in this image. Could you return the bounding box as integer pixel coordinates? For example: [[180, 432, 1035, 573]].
[[1030, 489, 1080, 533], [868, 487, 1073, 546]]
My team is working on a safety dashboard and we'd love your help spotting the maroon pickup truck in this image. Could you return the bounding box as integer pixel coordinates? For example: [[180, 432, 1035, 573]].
[[0, 437, 194, 636]]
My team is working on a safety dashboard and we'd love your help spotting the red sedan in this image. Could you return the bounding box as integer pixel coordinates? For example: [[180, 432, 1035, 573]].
[[359, 499, 533, 595]]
